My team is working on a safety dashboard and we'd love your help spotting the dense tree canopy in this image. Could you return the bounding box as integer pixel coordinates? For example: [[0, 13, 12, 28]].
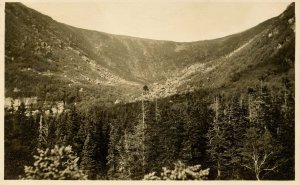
[[4, 79, 295, 180]]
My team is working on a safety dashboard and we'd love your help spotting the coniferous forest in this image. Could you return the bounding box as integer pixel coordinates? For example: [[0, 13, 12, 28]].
[[5, 79, 295, 180], [4, 2, 295, 181]]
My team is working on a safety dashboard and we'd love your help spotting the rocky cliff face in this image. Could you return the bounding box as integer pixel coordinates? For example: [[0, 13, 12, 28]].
[[5, 3, 295, 103]]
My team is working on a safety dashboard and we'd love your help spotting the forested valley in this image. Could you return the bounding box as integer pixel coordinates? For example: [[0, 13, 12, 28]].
[[4, 2, 295, 181], [5, 78, 294, 180]]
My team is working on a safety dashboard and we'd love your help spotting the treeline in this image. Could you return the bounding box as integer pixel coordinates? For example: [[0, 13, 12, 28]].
[[4, 78, 294, 180]]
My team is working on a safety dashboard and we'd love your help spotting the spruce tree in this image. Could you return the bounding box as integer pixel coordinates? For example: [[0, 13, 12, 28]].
[[80, 131, 97, 179], [225, 97, 249, 179], [206, 95, 229, 179], [275, 78, 295, 179]]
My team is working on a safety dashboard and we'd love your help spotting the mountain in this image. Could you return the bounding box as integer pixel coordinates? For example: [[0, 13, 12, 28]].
[[5, 3, 295, 105]]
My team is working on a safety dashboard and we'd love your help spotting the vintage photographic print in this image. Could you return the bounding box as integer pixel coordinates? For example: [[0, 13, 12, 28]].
[[2, 0, 297, 181]]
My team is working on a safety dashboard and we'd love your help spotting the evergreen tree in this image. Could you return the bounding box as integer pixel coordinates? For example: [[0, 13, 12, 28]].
[[65, 105, 81, 147], [145, 101, 162, 173], [23, 145, 87, 180], [275, 77, 295, 179], [80, 131, 98, 179], [183, 94, 212, 166], [106, 122, 117, 179], [5, 103, 39, 179], [206, 95, 229, 179], [106, 118, 125, 179], [225, 97, 249, 179]]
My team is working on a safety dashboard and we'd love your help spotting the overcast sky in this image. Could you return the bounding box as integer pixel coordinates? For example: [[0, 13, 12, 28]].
[[23, 1, 291, 42]]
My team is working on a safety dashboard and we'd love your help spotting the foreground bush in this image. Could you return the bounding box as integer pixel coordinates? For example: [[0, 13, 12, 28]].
[[144, 161, 209, 180], [23, 145, 88, 180]]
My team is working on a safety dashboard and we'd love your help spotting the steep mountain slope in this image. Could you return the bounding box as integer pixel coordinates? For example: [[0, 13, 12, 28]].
[[5, 3, 295, 104], [141, 3, 295, 100], [73, 15, 280, 83], [5, 3, 141, 103]]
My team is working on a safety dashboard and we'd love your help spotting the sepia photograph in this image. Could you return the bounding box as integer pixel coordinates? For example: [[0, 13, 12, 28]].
[[1, 0, 298, 182]]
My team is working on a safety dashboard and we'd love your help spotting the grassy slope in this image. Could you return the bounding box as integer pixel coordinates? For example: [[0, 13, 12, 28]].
[[5, 2, 295, 105]]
